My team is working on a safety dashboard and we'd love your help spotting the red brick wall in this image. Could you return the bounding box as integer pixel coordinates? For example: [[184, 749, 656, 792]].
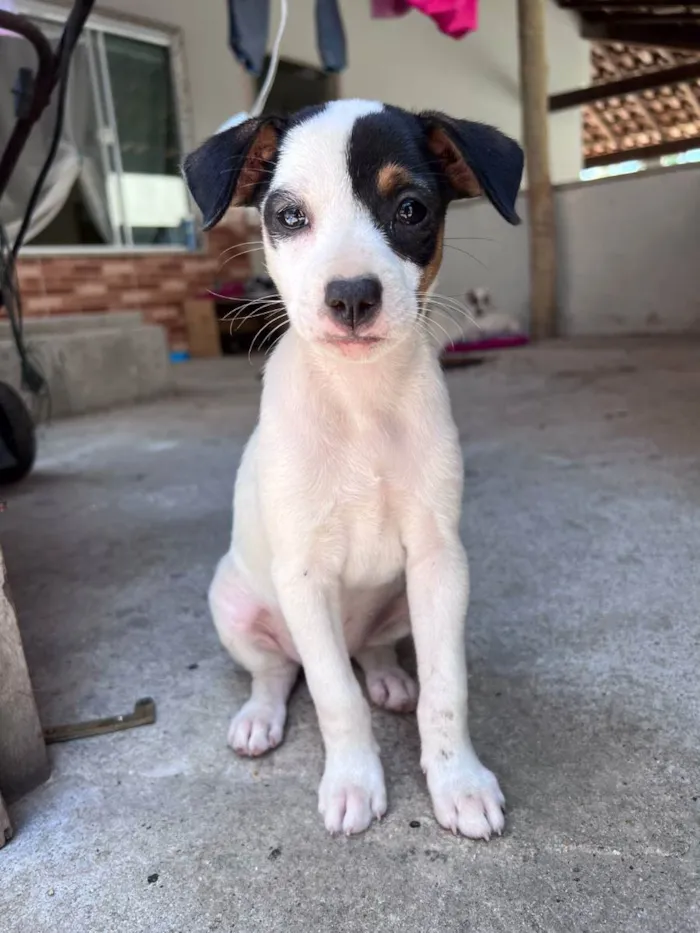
[[12, 217, 256, 354]]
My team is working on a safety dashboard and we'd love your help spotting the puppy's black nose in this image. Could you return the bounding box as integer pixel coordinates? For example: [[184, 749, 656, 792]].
[[325, 276, 382, 330]]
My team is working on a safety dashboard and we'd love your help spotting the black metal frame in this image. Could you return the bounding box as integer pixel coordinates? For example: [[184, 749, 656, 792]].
[[0, 0, 97, 204]]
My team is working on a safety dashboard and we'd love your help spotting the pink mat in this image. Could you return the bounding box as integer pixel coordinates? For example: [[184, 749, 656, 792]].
[[444, 334, 529, 353]]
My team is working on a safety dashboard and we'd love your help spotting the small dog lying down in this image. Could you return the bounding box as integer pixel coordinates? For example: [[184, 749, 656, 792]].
[[184, 100, 523, 837]]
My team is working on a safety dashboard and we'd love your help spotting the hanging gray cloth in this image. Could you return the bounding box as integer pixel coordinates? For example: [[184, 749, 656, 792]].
[[316, 0, 347, 73], [227, 0, 347, 78], [228, 0, 270, 76]]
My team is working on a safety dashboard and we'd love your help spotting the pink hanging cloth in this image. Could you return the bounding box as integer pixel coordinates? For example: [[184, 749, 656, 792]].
[[371, 0, 478, 38], [408, 0, 478, 38]]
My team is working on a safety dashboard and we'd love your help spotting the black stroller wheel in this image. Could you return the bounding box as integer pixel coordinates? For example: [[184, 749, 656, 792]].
[[0, 382, 36, 484]]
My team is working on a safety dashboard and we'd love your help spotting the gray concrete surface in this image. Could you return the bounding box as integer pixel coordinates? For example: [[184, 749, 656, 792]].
[[0, 312, 172, 418], [0, 339, 698, 933]]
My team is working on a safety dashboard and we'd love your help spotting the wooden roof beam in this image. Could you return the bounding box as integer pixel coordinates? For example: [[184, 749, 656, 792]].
[[550, 59, 700, 110], [561, 1, 700, 8], [580, 19, 700, 49], [584, 13, 700, 24], [584, 134, 700, 165]]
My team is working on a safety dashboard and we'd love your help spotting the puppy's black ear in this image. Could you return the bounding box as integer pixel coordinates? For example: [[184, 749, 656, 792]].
[[418, 112, 524, 225], [183, 117, 284, 229]]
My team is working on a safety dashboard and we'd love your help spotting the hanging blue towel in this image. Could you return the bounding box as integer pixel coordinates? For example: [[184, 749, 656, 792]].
[[227, 0, 347, 78], [228, 0, 270, 76], [316, 0, 347, 73]]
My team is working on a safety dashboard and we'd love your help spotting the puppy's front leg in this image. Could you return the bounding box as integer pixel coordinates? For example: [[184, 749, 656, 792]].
[[273, 563, 386, 835], [406, 535, 505, 839]]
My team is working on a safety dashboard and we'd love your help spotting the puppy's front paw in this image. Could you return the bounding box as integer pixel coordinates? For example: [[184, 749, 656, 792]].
[[319, 749, 387, 836], [425, 753, 505, 840]]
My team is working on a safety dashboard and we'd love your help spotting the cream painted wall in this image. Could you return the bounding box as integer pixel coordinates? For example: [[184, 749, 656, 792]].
[[439, 166, 700, 335], [98, 0, 588, 183]]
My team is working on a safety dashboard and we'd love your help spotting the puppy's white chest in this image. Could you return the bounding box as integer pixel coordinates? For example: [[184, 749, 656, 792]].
[[330, 430, 409, 588]]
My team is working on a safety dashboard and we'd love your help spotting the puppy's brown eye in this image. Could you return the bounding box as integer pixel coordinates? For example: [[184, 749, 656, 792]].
[[396, 198, 427, 226], [278, 206, 308, 230]]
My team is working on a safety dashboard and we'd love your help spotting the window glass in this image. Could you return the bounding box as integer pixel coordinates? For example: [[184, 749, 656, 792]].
[[0, 13, 190, 249], [105, 35, 180, 176]]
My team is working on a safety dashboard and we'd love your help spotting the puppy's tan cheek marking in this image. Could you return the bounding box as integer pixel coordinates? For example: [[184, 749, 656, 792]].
[[419, 223, 444, 296], [232, 124, 279, 206], [377, 163, 413, 197]]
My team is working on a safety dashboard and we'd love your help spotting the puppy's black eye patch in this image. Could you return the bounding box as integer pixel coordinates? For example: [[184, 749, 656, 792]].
[[347, 111, 445, 269]]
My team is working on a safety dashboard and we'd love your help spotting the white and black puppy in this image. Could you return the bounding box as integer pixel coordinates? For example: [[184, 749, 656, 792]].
[[184, 100, 523, 838]]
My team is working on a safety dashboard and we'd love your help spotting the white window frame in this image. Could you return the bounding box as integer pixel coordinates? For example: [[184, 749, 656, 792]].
[[15, 0, 195, 255]]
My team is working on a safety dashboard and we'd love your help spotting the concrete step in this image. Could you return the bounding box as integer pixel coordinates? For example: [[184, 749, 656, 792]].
[[0, 314, 172, 418], [0, 311, 143, 338]]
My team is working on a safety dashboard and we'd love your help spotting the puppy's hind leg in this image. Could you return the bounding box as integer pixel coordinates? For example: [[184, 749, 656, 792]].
[[210, 560, 299, 757], [226, 652, 298, 757], [356, 645, 418, 714]]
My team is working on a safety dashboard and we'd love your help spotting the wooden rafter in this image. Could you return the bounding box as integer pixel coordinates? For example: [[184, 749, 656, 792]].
[[549, 59, 700, 110], [561, 1, 700, 7], [554, 2, 700, 163], [580, 21, 700, 50], [585, 135, 700, 165]]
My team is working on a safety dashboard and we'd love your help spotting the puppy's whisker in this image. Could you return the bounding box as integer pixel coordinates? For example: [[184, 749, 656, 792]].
[[221, 300, 284, 327], [421, 314, 454, 348], [218, 239, 264, 260], [221, 306, 278, 324], [219, 297, 283, 319], [420, 291, 479, 319], [228, 296, 284, 317], [422, 296, 475, 320], [261, 318, 290, 355], [442, 243, 487, 268], [217, 246, 265, 266], [418, 290, 475, 302], [238, 303, 285, 334], [248, 314, 288, 363], [209, 288, 279, 305], [225, 300, 285, 322], [217, 246, 266, 273], [443, 236, 496, 243], [227, 307, 285, 334], [217, 163, 276, 177], [424, 303, 481, 334], [233, 304, 285, 333], [238, 308, 286, 336], [422, 297, 482, 335], [229, 308, 285, 339], [419, 295, 473, 318]]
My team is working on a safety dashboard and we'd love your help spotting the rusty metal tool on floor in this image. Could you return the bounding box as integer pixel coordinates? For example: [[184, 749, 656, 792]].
[[43, 698, 156, 745]]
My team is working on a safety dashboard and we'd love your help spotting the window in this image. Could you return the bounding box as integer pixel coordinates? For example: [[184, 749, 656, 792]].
[[579, 160, 646, 182], [1, 2, 191, 249], [579, 147, 700, 183]]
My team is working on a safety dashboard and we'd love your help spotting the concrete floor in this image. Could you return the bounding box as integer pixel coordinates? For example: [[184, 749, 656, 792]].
[[0, 339, 698, 933]]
